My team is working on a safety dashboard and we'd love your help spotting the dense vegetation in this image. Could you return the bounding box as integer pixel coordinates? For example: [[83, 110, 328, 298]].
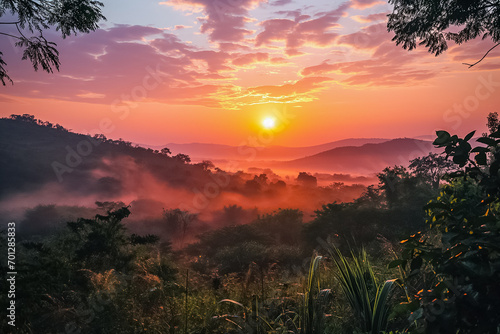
[[1, 114, 500, 333]]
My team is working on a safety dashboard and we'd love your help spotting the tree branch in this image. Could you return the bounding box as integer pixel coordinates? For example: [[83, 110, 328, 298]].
[[15, 22, 28, 39], [463, 42, 500, 68], [0, 32, 22, 39]]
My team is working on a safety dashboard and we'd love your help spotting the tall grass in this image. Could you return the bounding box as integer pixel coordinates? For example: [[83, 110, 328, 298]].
[[328, 247, 396, 334], [300, 255, 331, 334]]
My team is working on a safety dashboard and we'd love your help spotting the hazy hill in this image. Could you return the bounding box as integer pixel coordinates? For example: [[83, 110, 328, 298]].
[[144, 138, 391, 161], [0, 117, 214, 200], [0, 116, 370, 233], [278, 138, 440, 174]]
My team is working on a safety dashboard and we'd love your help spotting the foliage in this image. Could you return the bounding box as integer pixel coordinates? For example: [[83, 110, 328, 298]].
[[391, 128, 500, 333], [328, 247, 396, 334], [388, 0, 500, 61], [301, 255, 331, 334], [0, 0, 106, 84], [0, 207, 178, 333], [485, 111, 500, 135], [297, 172, 318, 187], [162, 208, 198, 247], [409, 153, 454, 189]]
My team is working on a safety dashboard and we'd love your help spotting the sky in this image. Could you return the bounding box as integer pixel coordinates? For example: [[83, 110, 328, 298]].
[[0, 0, 499, 147]]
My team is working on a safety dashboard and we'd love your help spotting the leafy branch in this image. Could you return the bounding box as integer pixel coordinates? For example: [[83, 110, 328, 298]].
[[0, 0, 105, 85], [463, 42, 500, 68]]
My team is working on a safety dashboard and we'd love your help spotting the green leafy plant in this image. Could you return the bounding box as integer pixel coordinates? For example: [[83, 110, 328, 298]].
[[392, 128, 500, 333], [300, 255, 331, 334], [329, 247, 397, 334]]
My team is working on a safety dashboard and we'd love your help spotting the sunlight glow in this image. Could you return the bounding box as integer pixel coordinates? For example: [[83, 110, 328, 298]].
[[262, 117, 276, 129]]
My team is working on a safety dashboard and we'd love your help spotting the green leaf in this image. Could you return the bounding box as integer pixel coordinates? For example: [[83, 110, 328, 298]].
[[490, 130, 500, 138], [388, 259, 405, 269], [425, 202, 449, 210], [372, 279, 397, 333], [475, 152, 487, 165], [434, 131, 451, 146], [477, 137, 497, 146], [410, 256, 423, 272], [408, 308, 423, 322], [471, 147, 490, 153], [464, 131, 476, 141], [453, 154, 468, 167], [458, 139, 472, 153]]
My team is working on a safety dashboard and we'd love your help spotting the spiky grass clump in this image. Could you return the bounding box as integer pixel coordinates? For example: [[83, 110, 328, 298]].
[[329, 247, 396, 334]]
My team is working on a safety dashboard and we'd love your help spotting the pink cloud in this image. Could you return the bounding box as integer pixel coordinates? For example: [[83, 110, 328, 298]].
[[187, 50, 233, 72], [2, 23, 335, 109], [352, 12, 389, 23], [271, 0, 293, 6], [301, 46, 437, 86], [164, 0, 265, 42], [350, 0, 385, 9], [232, 52, 269, 66], [255, 18, 296, 47], [302, 21, 439, 87], [300, 62, 336, 76], [218, 43, 251, 52], [270, 57, 289, 64], [274, 10, 311, 22], [248, 76, 331, 97], [256, 3, 349, 55], [1, 25, 234, 106], [337, 23, 390, 49], [448, 38, 500, 64]]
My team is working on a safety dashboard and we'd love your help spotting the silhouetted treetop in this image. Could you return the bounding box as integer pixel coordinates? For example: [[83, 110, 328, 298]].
[[388, 0, 500, 66], [0, 0, 106, 85]]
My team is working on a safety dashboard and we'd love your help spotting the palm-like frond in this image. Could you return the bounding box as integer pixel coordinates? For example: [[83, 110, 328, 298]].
[[329, 247, 396, 334]]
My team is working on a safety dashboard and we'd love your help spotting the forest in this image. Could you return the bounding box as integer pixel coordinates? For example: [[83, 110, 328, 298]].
[[2, 0, 500, 333], [1, 114, 499, 333]]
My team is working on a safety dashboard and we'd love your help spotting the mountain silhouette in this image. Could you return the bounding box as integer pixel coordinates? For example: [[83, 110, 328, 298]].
[[278, 138, 440, 174], [143, 138, 391, 161]]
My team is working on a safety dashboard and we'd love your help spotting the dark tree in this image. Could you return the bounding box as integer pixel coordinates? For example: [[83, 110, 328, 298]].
[[173, 153, 191, 163], [486, 111, 499, 134], [409, 153, 454, 189], [160, 147, 171, 156], [194, 160, 214, 171], [388, 0, 500, 67], [162, 208, 197, 246], [296, 172, 317, 187], [393, 127, 500, 333], [0, 0, 106, 85]]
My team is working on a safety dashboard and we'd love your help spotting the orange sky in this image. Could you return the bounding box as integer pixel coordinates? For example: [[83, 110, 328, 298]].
[[1, 0, 498, 147]]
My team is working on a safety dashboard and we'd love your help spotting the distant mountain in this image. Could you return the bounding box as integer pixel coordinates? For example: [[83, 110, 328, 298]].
[[278, 138, 440, 174], [0, 116, 370, 226], [0, 117, 214, 199], [144, 138, 391, 161]]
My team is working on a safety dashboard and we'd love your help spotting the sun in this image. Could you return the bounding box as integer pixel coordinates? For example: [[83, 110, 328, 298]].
[[262, 117, 276, 129]]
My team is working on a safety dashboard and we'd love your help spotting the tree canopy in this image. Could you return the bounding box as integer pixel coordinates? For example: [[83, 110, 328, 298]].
[[0, 0, 106, 85], [388, 0, 500, 66]]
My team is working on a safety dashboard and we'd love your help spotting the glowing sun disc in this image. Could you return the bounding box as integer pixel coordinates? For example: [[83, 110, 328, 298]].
[[262, 117, 276, 129]]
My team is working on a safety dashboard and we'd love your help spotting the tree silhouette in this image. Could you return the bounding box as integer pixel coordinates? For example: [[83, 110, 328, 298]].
[[296, 172, 317, 187], [160, 147, 171, 156], [0, 0, 106, 85], [409, 153, 454, 189], [173, 153, 191, 164], [388, 0, 500, 67], [486, 111, 499, 135]]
